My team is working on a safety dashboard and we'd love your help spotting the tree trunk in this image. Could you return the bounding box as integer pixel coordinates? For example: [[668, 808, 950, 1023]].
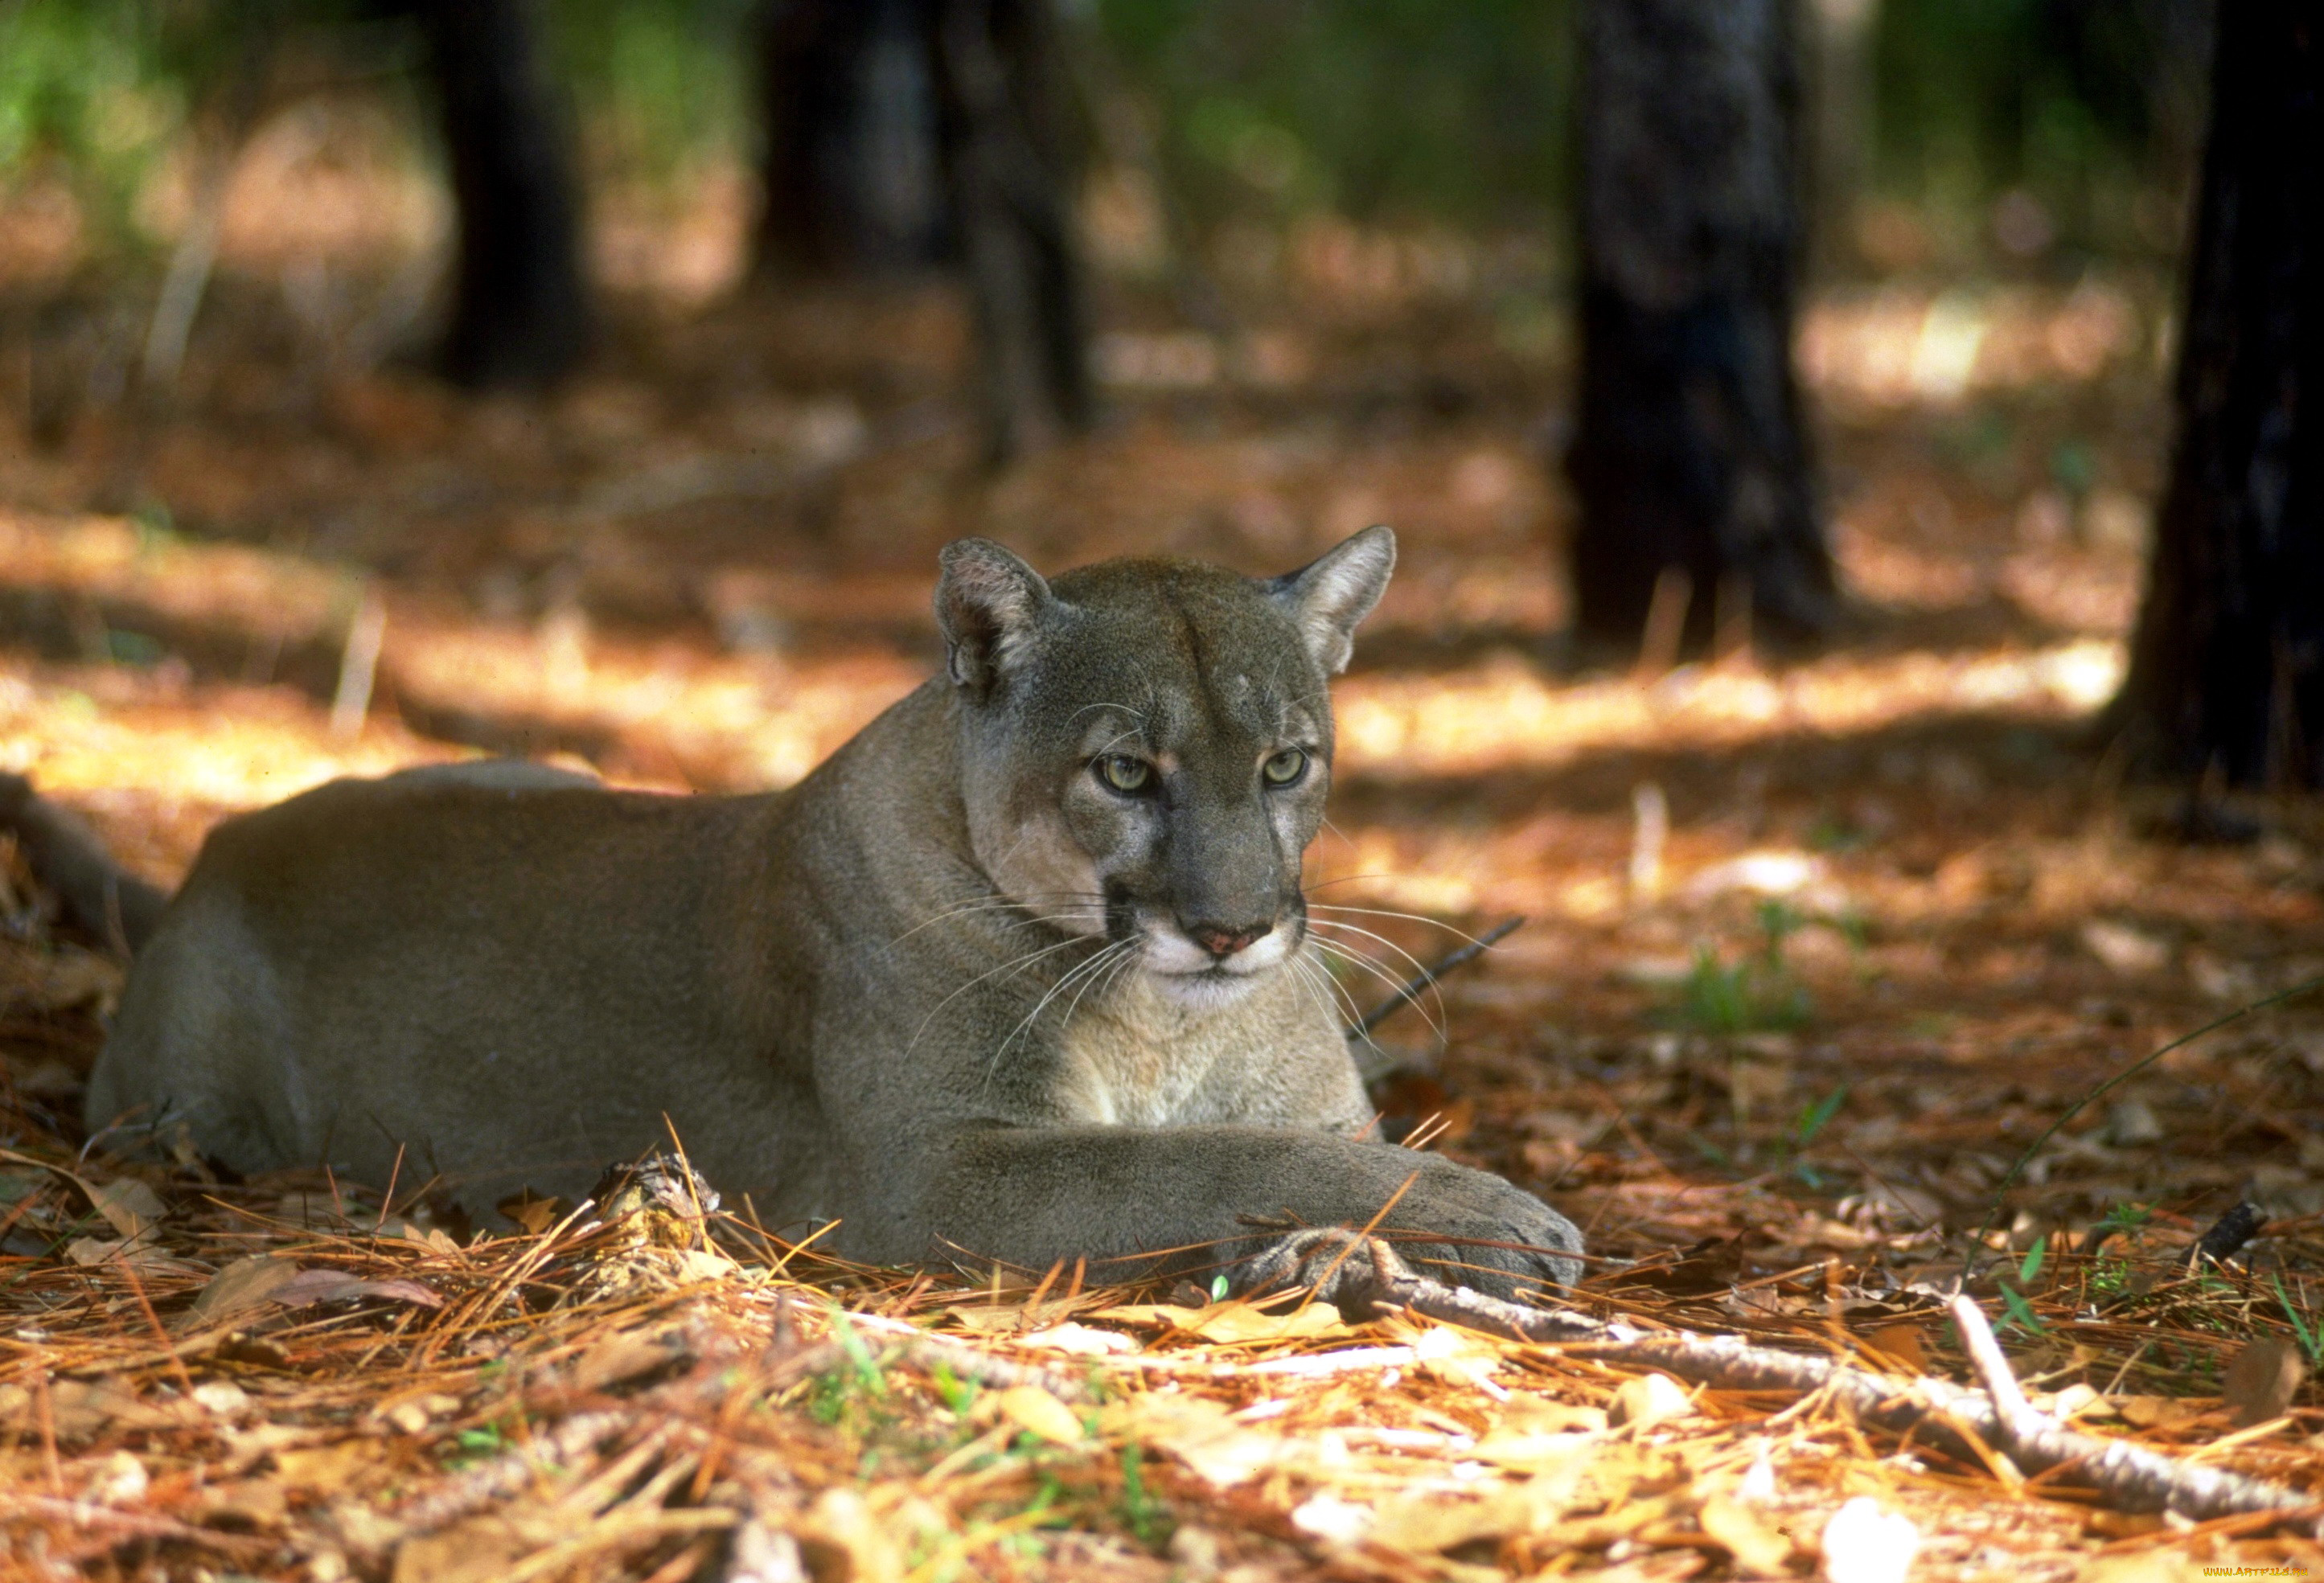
[[933, 0, 1093, 464], [2110, 1, 2322, 789], [753, 0, 952, 280], [1566, 0, 1833, 658], [418, 0, 589, 389]]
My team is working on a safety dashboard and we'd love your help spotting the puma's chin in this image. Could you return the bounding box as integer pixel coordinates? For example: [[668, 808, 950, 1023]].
[[1148, 962, 1270, 1010], [1139, 925, 1290, 1009]]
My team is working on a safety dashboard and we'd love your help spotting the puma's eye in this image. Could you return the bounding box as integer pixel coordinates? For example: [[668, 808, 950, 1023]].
[[1097, 755, 1152, 794], [1262, 748, 1309, 787]]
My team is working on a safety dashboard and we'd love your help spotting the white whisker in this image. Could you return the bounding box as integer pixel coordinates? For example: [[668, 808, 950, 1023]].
[[1308, 936, 1446, 1044], [981, 937, 1137, 1093], [906, 933, 1096, 1056], [1289, 951, 1360, 1035], [1056, 933, 1133, 1036], [1305, 917, 1459, 1037], [1305, 915, 1446, 987], [1308, 902, 1495, 949], [1302, 870, 1401, 894], [890, 891, 1107, 945]]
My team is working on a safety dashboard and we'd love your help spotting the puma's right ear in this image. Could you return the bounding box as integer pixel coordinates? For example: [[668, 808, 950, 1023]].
[[1266, 524, 1397, 675], [935, 538, 1052, 695]]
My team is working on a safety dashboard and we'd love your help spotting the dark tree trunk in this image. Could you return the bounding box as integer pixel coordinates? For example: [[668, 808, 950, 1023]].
[[753, 0, 952, 279], [1566, 0, 1833, 658], [932, 0, 1092, 463], [417, 0, 589, 389], [753, 0, 1088, 462], [2111, 1, 2323, 789]]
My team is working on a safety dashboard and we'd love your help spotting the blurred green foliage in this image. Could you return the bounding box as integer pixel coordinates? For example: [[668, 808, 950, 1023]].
[[1105, 0, 2204, 259], [0, 0, 189, 248], [0, 0, 362, 252], [1872, 0, 2207, 257], [0, 0, 2208, 268], [546, 0, 755, 186], [1090, 0, 1574, 229]]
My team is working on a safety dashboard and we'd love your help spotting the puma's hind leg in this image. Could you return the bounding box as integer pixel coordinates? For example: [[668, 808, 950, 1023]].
[[87, 884, 301, 1177]]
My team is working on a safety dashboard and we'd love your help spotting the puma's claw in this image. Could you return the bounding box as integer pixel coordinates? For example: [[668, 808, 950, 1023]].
[[1232, 1227, 1420, 1323], [1234, 1210, 1581, 1322]]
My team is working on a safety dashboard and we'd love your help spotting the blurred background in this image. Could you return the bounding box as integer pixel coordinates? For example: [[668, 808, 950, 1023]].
[[0, 0, 2206, 794]]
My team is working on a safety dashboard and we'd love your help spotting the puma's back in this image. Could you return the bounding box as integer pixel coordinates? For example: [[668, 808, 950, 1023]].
[[88, 529, 1585, 1293], [93, 763, 823, 1216]]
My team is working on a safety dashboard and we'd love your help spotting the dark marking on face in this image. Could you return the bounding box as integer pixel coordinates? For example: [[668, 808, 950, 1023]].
[[938, 530, 1394, 1002]]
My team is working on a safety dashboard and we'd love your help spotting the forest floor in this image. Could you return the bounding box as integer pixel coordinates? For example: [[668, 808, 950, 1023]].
[[1, 252, 2322, 1583]]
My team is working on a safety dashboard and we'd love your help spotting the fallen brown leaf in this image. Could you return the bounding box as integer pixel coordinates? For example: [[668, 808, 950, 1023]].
[[390, 1511, 544, 1583], [199, 1476, 291, 1529], [182, 1254, 308, 1330], [1608, 1371, 1694, 1429], [269, 1267, 442, 1310], [495, 1189, 565, 1236], [568, 1328, 691, 1394], [1697, 1493, 1795, 1576], [64, 1234, 121, 1265], [1862, 1321, 1928, 1372], [276, 1440, 390, 1491], [31, 1379, 184, 1442], [1368, 1475, 1578, 1555], [84, 1177, 166, 1238], [2114, 1396, 2217, 1431], [992, 1384, 1085, 1445], [2220, 1336, 2306, 1428], [1092, 1300, 1347, 1343]]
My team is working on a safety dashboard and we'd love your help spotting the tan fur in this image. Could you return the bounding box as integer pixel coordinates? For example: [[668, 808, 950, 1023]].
[[83, 531, 1583, 1294]]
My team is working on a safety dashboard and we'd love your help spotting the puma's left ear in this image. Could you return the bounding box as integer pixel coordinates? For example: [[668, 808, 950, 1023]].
[[935, 537, 1052, 696], [1266, 524, 1396, 675]]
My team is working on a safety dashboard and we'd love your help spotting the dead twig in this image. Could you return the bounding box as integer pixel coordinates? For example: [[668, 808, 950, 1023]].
[[359, 1406, 644, 1552], [842, 1310, 1092, 1401], [2192, 1200, 2266, 1267], [1352, 916, 1525, 1040], [1289, 1231, 2318, 1528], [13, 1495, 274, 1560]]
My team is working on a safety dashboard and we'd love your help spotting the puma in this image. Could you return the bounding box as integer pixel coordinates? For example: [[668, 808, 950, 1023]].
[[24, 527, 1583, 1296]]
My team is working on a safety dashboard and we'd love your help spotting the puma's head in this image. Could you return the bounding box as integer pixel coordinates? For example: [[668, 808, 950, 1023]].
[[935, 527, 1395, 1007]]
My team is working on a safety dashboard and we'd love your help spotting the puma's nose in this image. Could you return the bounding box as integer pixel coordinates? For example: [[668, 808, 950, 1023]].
[[1185, 921, 1271, 959]]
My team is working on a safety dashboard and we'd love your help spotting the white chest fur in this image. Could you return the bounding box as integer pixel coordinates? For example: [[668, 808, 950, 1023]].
[[1051, 978, 1236, 1127]]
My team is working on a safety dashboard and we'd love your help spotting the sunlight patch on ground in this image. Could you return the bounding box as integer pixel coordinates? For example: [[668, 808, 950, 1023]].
[[1837, 522, 2144, 638], [384, 623, 918, 789], [0, 666, 450, 811], [0, 510, 353, 642], [4, 512, 2129, 808], [1798, 281, 2156, 410], [1333, 639, 2125, 781]]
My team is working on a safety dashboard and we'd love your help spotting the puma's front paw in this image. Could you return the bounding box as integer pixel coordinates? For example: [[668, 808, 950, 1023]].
[[1373, 1157, 1585, 1297], [1252, 1151, 1583, 1302], [1234, 1226, 1423, 1322]]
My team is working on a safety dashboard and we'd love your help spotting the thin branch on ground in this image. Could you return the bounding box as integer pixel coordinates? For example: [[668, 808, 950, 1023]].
[[1274, 1230, 2320, 1528], [1352, 915, 1525, 1040]]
